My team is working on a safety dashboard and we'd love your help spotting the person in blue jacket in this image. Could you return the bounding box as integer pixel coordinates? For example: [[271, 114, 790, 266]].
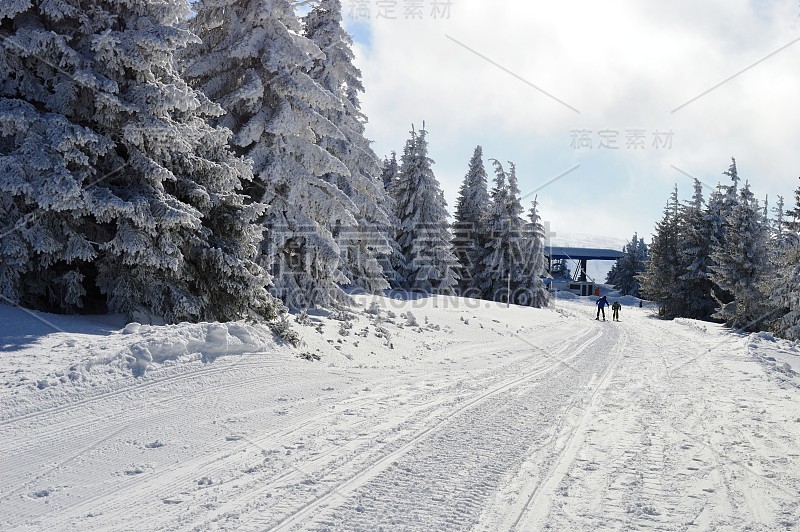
[[596, 295, 610, 321]]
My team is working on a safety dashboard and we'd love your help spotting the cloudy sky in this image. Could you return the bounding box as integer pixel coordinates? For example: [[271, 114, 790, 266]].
[[338, 0, 800, 245]]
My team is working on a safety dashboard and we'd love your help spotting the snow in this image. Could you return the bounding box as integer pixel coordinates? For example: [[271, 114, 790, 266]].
[[2, 292, 800, 530]]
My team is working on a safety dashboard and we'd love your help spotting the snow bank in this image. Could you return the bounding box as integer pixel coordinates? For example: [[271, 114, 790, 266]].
[[0, 303, 283, 395], [747, 332, 800, 388], [115, 321, 279, 378], [673, 317, 712, 333]]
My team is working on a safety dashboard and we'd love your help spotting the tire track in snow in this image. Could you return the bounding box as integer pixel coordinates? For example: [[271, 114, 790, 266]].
[[174, 328, 597, 531], [55, 334, 566, 531], [265, 325, 606, 531], [522, 305, 800, 531], [506, 324, 628, 530]]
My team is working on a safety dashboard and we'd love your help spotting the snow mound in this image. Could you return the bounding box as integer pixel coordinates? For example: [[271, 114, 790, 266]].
[[747, 332, 800, 388], [673, 318, 711, 333], [0, 302, 284, 394], [118, 322, 277, 377], [553, 291, 579, 300]]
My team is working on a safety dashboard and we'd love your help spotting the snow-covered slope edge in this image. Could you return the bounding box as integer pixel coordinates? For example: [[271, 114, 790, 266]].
[[0, 305, 288, 419], [747, 331, 800, 388]]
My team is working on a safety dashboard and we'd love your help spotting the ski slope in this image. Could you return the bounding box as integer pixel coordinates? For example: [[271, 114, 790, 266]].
[[1, 292, 799, 531]]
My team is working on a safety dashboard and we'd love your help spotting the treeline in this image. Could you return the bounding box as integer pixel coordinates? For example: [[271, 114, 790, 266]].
[[640, 158, 800, 340], [0, 0, 549, 324]]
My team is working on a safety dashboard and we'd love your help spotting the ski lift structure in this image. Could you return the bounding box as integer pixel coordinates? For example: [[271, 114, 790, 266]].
[[544, 246, 623, 296]]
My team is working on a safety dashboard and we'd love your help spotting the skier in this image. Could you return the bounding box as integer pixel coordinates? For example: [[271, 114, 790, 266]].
[[596, 295, 610, 321], [612, 301, 621, 321]]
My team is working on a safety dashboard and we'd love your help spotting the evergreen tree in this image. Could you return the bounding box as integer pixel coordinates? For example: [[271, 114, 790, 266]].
[[184, 0, 356, 309], [676, 179, 716, 320], [376, 153, 403, 288], [303, 0, 393, 294], [393, 124, 458, 293], [471, 161, 537, 304], [722, 157, 740, 214], [380, 152, 400, 199], [452, 146, 490, 294], [606, 233, 648, 297], [0, 0, 278, 322], [772, 196, 786, 247], [522, 196, 551, 307], [703, 159, 741, 307], [769, 178, 800, 339], [639, 186, 682, 317], [709, 182, 771, 330]]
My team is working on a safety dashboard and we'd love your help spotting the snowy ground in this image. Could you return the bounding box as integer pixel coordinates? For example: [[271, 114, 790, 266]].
[[1, 291, 800, 531]]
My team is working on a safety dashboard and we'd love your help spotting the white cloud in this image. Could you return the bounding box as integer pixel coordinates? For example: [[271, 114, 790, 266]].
[[347, 0, 800, 240]]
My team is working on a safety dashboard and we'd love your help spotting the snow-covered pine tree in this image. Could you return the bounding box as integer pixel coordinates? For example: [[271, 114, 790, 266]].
[[722, 157, 740, 214], [389, 134, 418, 284], [381, 152, 400, 199], [471, 161, 537, 304], [703, 159, 741, 308], [376, 152, 403, 288], [676, 179, 716, 320], [0, 0, 279, 322], [639, 186, 682, 317], [303, 0, 394, 294], [606, 233, 648, 297], [769, 179, 800, 339], [393, 125, 458, 293], [766, 195, 786, 256], [452, 146, 490, 294], [184, 0, 357, 309], [709, 182, 771, 330], [522, 196, 551, 307]]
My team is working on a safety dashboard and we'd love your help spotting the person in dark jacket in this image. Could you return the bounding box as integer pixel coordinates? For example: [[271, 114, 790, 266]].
[[596, 295, 610, 321], [612, 301, 621, 321]]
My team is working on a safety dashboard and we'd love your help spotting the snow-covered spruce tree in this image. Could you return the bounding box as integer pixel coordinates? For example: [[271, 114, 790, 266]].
[[471, 161, 538, 304], [381, 152, 400, 200], [452, 145, 490, 294], [375, 152, 403, 288], [0, 0, 279, 322], [639, 186, 682, 318], [606, 233, 648, 297], [393, 125, 458, 293], [522, 196, 551, 307], [703, 159, 742, 309], [303, 0, 394, 294], [675, 179, 716, 320], [769, 179, 800, 339], [709, 182, 771, 330], [184, 0, 358, 309], [772, 196, 786, 247]]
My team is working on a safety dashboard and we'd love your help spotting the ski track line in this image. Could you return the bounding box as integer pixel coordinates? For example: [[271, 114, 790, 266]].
[[0, 358, 293, 488], [670, 392, 798, 525], [20, 357, 380, 515], [266, 326, 605, 532], [59, 337, 538, 529], [509, 323, 628, 531], [0, 355, 279, 426], [183, 333, 589, 530], [0, 358, 336, 521], [0, 422, 132, 502], [64, 372, 454, 529]]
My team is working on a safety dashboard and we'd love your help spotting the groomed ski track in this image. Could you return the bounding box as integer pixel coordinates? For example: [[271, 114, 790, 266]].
[[1, 297, 799, 531]]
